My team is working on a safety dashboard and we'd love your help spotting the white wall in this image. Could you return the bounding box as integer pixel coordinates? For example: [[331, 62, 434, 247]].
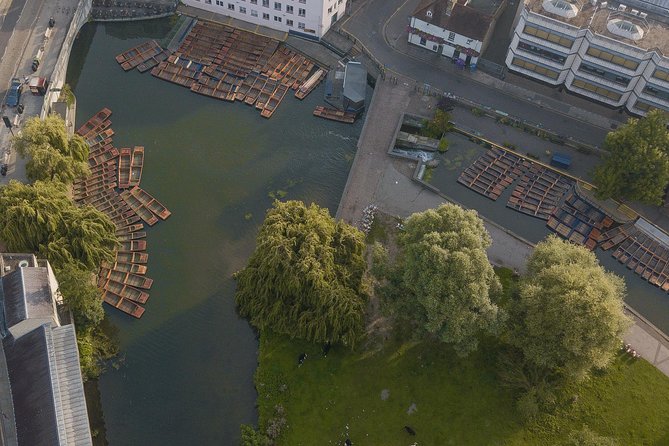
[[408, 17, 483, 63]]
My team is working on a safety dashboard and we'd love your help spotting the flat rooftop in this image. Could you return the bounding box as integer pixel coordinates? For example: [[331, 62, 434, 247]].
[[526, 0, 669, 54]]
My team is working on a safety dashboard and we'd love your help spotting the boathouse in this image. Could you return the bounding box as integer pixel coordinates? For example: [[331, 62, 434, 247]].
[[0, 254, 93, 445], [325, 60, 367, 114]]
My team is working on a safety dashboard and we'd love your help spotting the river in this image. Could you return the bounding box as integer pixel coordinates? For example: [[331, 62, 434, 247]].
[[67, 18, 365, 445]]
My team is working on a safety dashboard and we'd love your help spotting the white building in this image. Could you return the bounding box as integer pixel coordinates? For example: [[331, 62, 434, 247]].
[[506, 0, 669, 115], [182, 0, 347, 39], [408, 0, 504, 67]]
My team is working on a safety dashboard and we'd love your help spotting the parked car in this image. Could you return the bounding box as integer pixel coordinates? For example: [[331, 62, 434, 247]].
[[5, 78, 22, 107]]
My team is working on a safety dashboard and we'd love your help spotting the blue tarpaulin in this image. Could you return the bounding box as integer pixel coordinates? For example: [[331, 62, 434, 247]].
[[551, 153, 572, 169]]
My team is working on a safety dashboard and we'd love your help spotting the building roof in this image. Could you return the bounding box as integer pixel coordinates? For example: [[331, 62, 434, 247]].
[[1, 267, 54, 330], [343, 62, 367, 103], [412, 0, 494, 41], [526, 0, 669, 54], [3, 324, 92, 446]]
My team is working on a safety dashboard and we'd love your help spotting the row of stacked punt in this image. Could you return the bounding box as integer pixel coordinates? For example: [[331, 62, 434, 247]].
[[115, 20, 326, 119], [73, 108, 172, 319]]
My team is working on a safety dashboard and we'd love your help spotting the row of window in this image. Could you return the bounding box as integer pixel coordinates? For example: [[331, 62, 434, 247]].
[[643, 85, 669, 102], [578, 62, 631, 87], [210, 1, 307, 27], [585, 47, 639, 71], [511, 57, 560, 80], [517, 40, 566, 64], [571, 78, 622, 101], [634, 100, 661, 112], [207, 0, 307, 16], [522, 25, 573, 49], [653, 69, 669, 82]]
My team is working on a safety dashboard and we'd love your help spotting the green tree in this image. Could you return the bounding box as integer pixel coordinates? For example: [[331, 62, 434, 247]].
[[76, 326, 118, 381], [384, 203, 504, 356], [508, 236, 631, 382], [235, 200, 367, 347], [567, 425, 619, 446], [12, 115, 89, 184], [240, 424, 269, 446], [422, 109, 453, 139], [0, 180, 116, 271], [56, 263, 104, 329], [593, 110, 669, 205]]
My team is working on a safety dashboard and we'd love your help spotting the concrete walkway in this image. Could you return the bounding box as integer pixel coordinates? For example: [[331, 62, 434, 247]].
[[338, 81, 669, 378]]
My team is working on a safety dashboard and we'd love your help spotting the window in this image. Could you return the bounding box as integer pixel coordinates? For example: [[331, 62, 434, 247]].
[[251, 0, 257, 4], [298, 7, 306, 16], [643, 85, 669, 101], [571, 78, 623, 101], [578, 62, 630, 86], [205, 0, 211, 4], [511, 57, 560, 80], [419, 37, 427, 45], [298, 22, 305, 29], [286, 5, 293, 13], [523, 25, 573, 48], [328, 6, 332, 13], [585, 47, 639, 70], [634, 100, 659, 112], [251, 9, 258, 16], [228, 3, 235, 9], [287, 19, 293, 26], [299, 0, 306, 3], [240, 6, 247, 13], [448, 32, 455, 42], [262, 0, 269, 6], [517, 41, 566, 64], [274, 15, 282, 21], [263, 12, 270, 19], [274, 2, 281, 10], [652, 69, 669, 82]]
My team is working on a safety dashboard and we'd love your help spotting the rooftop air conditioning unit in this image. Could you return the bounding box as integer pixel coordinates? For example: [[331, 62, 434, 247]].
[[639, 11, 648, 17], [631, 8, 639, 14], [591, 0, 598, 6], [18, 260, 29, 268], [601, 1, 608, 7], [618, 4, 627, 11]]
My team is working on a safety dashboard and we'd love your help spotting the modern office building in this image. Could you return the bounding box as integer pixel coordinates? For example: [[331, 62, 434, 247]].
[[182, 0, 348, 39], [506, 0, 669, 115], [408, 0, 507, 67], [0, 254, 93, 446]]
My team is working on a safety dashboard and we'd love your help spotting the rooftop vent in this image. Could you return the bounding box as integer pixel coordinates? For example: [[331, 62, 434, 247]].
[[18, 260, 29, 268], [618, 3, 627, 11], [601, 1, 608, 7], [639, 11, 648, 18], [542, 0, 580, 17], [426, 9, 433, 17], [607, 18, 645, 39], [631, 8, 639, 14]]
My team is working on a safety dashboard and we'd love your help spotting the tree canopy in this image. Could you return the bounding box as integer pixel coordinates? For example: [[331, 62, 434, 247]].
[[12, 115, 89, 183], [382, 203, 504, 356], [508, 236, 630, 382], [0, 180, 117, 271], [56, 263, 104, 329], [593, 110, 669, 205], [235, 200, 367, 346]]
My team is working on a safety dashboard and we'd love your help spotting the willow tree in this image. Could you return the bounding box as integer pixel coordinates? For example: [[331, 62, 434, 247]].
[[235, 200, 367, 346], [12, 115, 89, 184], [0, 180, 116, 271], [508, 236, 631, 382], [387, 203, 504, 356]]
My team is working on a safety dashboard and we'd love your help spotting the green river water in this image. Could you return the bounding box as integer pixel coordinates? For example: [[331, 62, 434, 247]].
[[67, 18, 365, 445]]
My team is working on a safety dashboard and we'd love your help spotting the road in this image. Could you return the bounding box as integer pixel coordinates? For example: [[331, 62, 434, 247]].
[[340, 0, 615, 147]]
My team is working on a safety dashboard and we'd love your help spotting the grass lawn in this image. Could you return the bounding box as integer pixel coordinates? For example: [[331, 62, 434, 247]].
[[256, 334, 669, 445]]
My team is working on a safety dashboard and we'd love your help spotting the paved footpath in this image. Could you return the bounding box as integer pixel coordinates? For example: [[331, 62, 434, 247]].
[[338, 81, 669, 377]]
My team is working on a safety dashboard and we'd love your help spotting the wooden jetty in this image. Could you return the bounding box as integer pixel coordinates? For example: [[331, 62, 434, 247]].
[[103, 292, 145, 318], [295, 69, 325, 99], [99, 267, 153, 289], [118, 148, 132, 189], [99, 278, 149, 304], [130, 186, 172, 220], [457, 148, 530, 200], [312, 105, 356, 124], [128, 146, 144, 187]]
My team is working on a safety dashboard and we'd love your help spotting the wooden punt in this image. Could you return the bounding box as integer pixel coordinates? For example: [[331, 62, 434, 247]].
[[116, 223, 144, 235], [120, 190, 159, 226], [76, 108, 112, 136], [102, 261, 148, 275], [118, 240, 147, 252], [117, 231, 147, 241], [86, 128, 114, 146], [235, 73, 257, 101], [118, 148, 132, 189], [100, 267, 153, 289], [129, 186, 172, 220], [116, 251, 148, 264], [128, 146, 144, 188], [100, 279, 149, 304], [295, 69, 324, 99], [312, 106, 356, 124], [244, 76, 266, 105], [255, 80, 277, 110], [261, 84, 288, 118], [103, 291, 145, 318], [89, 147, 119, 168]]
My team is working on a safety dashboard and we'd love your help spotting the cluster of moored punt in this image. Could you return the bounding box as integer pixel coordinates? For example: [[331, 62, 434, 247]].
[[507, 164, 574, 220], [73, 108, 172, 319], [117, 20, 326, 119], [546, 191, 613, 249], [457, 148, 531, 200]]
